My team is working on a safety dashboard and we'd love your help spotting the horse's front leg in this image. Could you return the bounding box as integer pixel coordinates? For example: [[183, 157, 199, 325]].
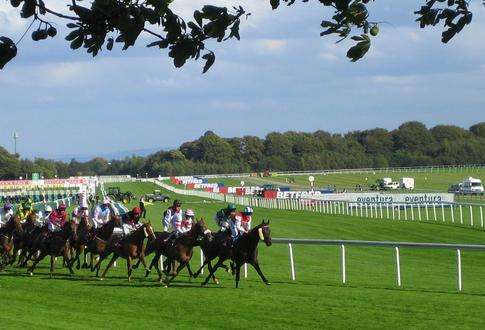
[[50, 255, 55, 279], [235, 263, 242, 288], [251, 260, 270, 285], [127, 256, 133, 282], [65, 249, 75, 275], [28, 251, 46, 276], [100, 253, 118, 280], [202, 259, 224, 286], [165, 261, 186, 286]]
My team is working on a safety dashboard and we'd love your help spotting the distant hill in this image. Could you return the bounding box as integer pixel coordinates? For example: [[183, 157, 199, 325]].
[[27, 147, 168, 162]]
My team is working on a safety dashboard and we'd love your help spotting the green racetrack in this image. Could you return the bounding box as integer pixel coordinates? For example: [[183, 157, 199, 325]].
[[1, 181, 485, 329]]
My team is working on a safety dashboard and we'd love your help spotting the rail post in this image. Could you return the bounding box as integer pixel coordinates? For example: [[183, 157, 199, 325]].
[[288, 243, 296, 281], [395, 247, 401, 287], [418, 204, 422, 221], [199, 248, 204, 275], [244, 263, 248, 278], [425, 204, 429, 221], [481, 206, 484, 228], [341, 244, 346, 284], [470, 205, 473, 227], [441, 204, 445, 222], [404, 204, 407, 220], [457, 249, 462, 292], [451, 204, 455, 223], [411, 204, 415, 221], [433, 204, 437, 221], [460, 205, 463, 225]]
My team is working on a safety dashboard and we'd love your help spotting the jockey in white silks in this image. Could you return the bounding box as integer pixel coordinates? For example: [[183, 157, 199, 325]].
[[91, 197, 113, 229], [162, 199, 182, 232], [0, 202, 14, 228]]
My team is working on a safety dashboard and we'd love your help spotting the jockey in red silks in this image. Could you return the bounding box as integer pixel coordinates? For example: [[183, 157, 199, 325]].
[[230, 206, 253, 241], [48, 203, 67, 232], [121, 206, 143, 236]]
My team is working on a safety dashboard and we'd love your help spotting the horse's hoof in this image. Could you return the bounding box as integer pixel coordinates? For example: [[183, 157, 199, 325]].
[[29, 272, 33, 276], [145, 268, 151, 273], [265, 282, 271, 286], [215, 279, 220, 285]]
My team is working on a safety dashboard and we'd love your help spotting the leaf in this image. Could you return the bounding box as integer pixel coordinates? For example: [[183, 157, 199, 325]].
[[20, 0, 36, 18], [346, 40, 370, 62], [70, 35, 84, 50], [65, 29, 82, 41], [202, 51, 215, 73], [270, 0, 280, 10], [106, 38, 114, 51], [0, 36, 17, 69]]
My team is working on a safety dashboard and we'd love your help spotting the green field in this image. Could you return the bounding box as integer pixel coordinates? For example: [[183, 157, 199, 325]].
[[2, 181, 485, 328]]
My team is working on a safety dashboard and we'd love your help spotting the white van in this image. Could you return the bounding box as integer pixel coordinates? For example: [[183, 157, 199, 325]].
[[400, 177, 415, 190], [461, 177, 484, 195]]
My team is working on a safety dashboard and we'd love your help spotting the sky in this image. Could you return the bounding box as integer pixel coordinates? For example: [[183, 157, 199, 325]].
[[1, 0, 485, 159]]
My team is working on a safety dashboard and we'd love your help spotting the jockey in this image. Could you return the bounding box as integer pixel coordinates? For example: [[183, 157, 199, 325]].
[[37, 205, 53, 227], [72, 198, 89, 224], [214, 204, 237, 231], [16, 199, 34, 221], [0, 202, 14, 228], [174, 209, 194, 238], [48, 203, 68, 232], [162, 199, 182, 232], [237, 206, 253, 232], [121, 206, 143, 236], [229, 212, 246, 242], [91, 197, 112, 229]]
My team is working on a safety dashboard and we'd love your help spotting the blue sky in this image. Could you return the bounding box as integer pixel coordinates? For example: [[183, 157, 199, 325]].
[[1, 0, 484, 159]]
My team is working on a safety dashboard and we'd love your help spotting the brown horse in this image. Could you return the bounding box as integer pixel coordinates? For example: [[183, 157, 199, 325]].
[[0, 216, 21, 270], [28, 220, 78, 278], [99, 222, 156, 282], [156, 219, 212, 286], [70, 214, 91, 270], [86, 215, 121, 276], [200, 220, 272, 288], [10, 213, 40, 267]]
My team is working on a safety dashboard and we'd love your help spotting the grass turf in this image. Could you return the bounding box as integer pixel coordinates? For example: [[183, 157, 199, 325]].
[[1, 181, 485, 329]]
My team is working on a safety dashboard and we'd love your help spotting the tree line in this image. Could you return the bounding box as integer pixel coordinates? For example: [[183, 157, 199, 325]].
[[1, 121, 484, 180]]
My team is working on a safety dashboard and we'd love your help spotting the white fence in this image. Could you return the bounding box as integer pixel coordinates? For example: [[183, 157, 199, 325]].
[[149, 179, 485, 230], [157, 164, 485, 180], [272, 238, 485, 291]]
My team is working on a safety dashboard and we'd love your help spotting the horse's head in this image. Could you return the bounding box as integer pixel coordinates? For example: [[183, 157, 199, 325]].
[[142, 221, 156, 240], [64, 220, 78, 241], [26, 212, 37, 223], [257, 220, 272, 247], [194, 218, 212, 241]]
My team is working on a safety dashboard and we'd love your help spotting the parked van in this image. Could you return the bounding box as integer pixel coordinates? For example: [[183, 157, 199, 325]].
[[400, 177, 415, 190], [461, 177, 484, 195]]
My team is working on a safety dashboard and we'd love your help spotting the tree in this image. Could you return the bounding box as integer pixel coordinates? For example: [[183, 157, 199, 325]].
[[430, 125, 470, 142], [392, 121, 434, 153], [470, 122, 485, 138], [0, 0, 477, 70]]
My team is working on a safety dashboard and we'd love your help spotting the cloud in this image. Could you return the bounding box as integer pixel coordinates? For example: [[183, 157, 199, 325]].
[[252, 39, 287, 54]]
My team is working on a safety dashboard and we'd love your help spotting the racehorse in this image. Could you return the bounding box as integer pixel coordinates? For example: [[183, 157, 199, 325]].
[[98, 222, 156, 282], [0, 217, 21, 270], [27, 220, 78, 278], [192, 230, 233, 284], [86, 215, 121, 276], [200, 220, 272, 288], [9, 213, 40, 267], [70, 214, 91, 269], [154, 219, 212, 286]]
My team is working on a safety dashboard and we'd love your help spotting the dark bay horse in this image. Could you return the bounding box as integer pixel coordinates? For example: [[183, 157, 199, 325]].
[[193, 230, 233, 284], [10, 213, 42, 267], [99, 222, 156, 282], [200, 220, 272, 288], [86, 215, 121, 275], [156, 219, 212, 286], [28, 220, 78, 278], [0, 217, 21, 270], [70, 215, 91, 269]]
